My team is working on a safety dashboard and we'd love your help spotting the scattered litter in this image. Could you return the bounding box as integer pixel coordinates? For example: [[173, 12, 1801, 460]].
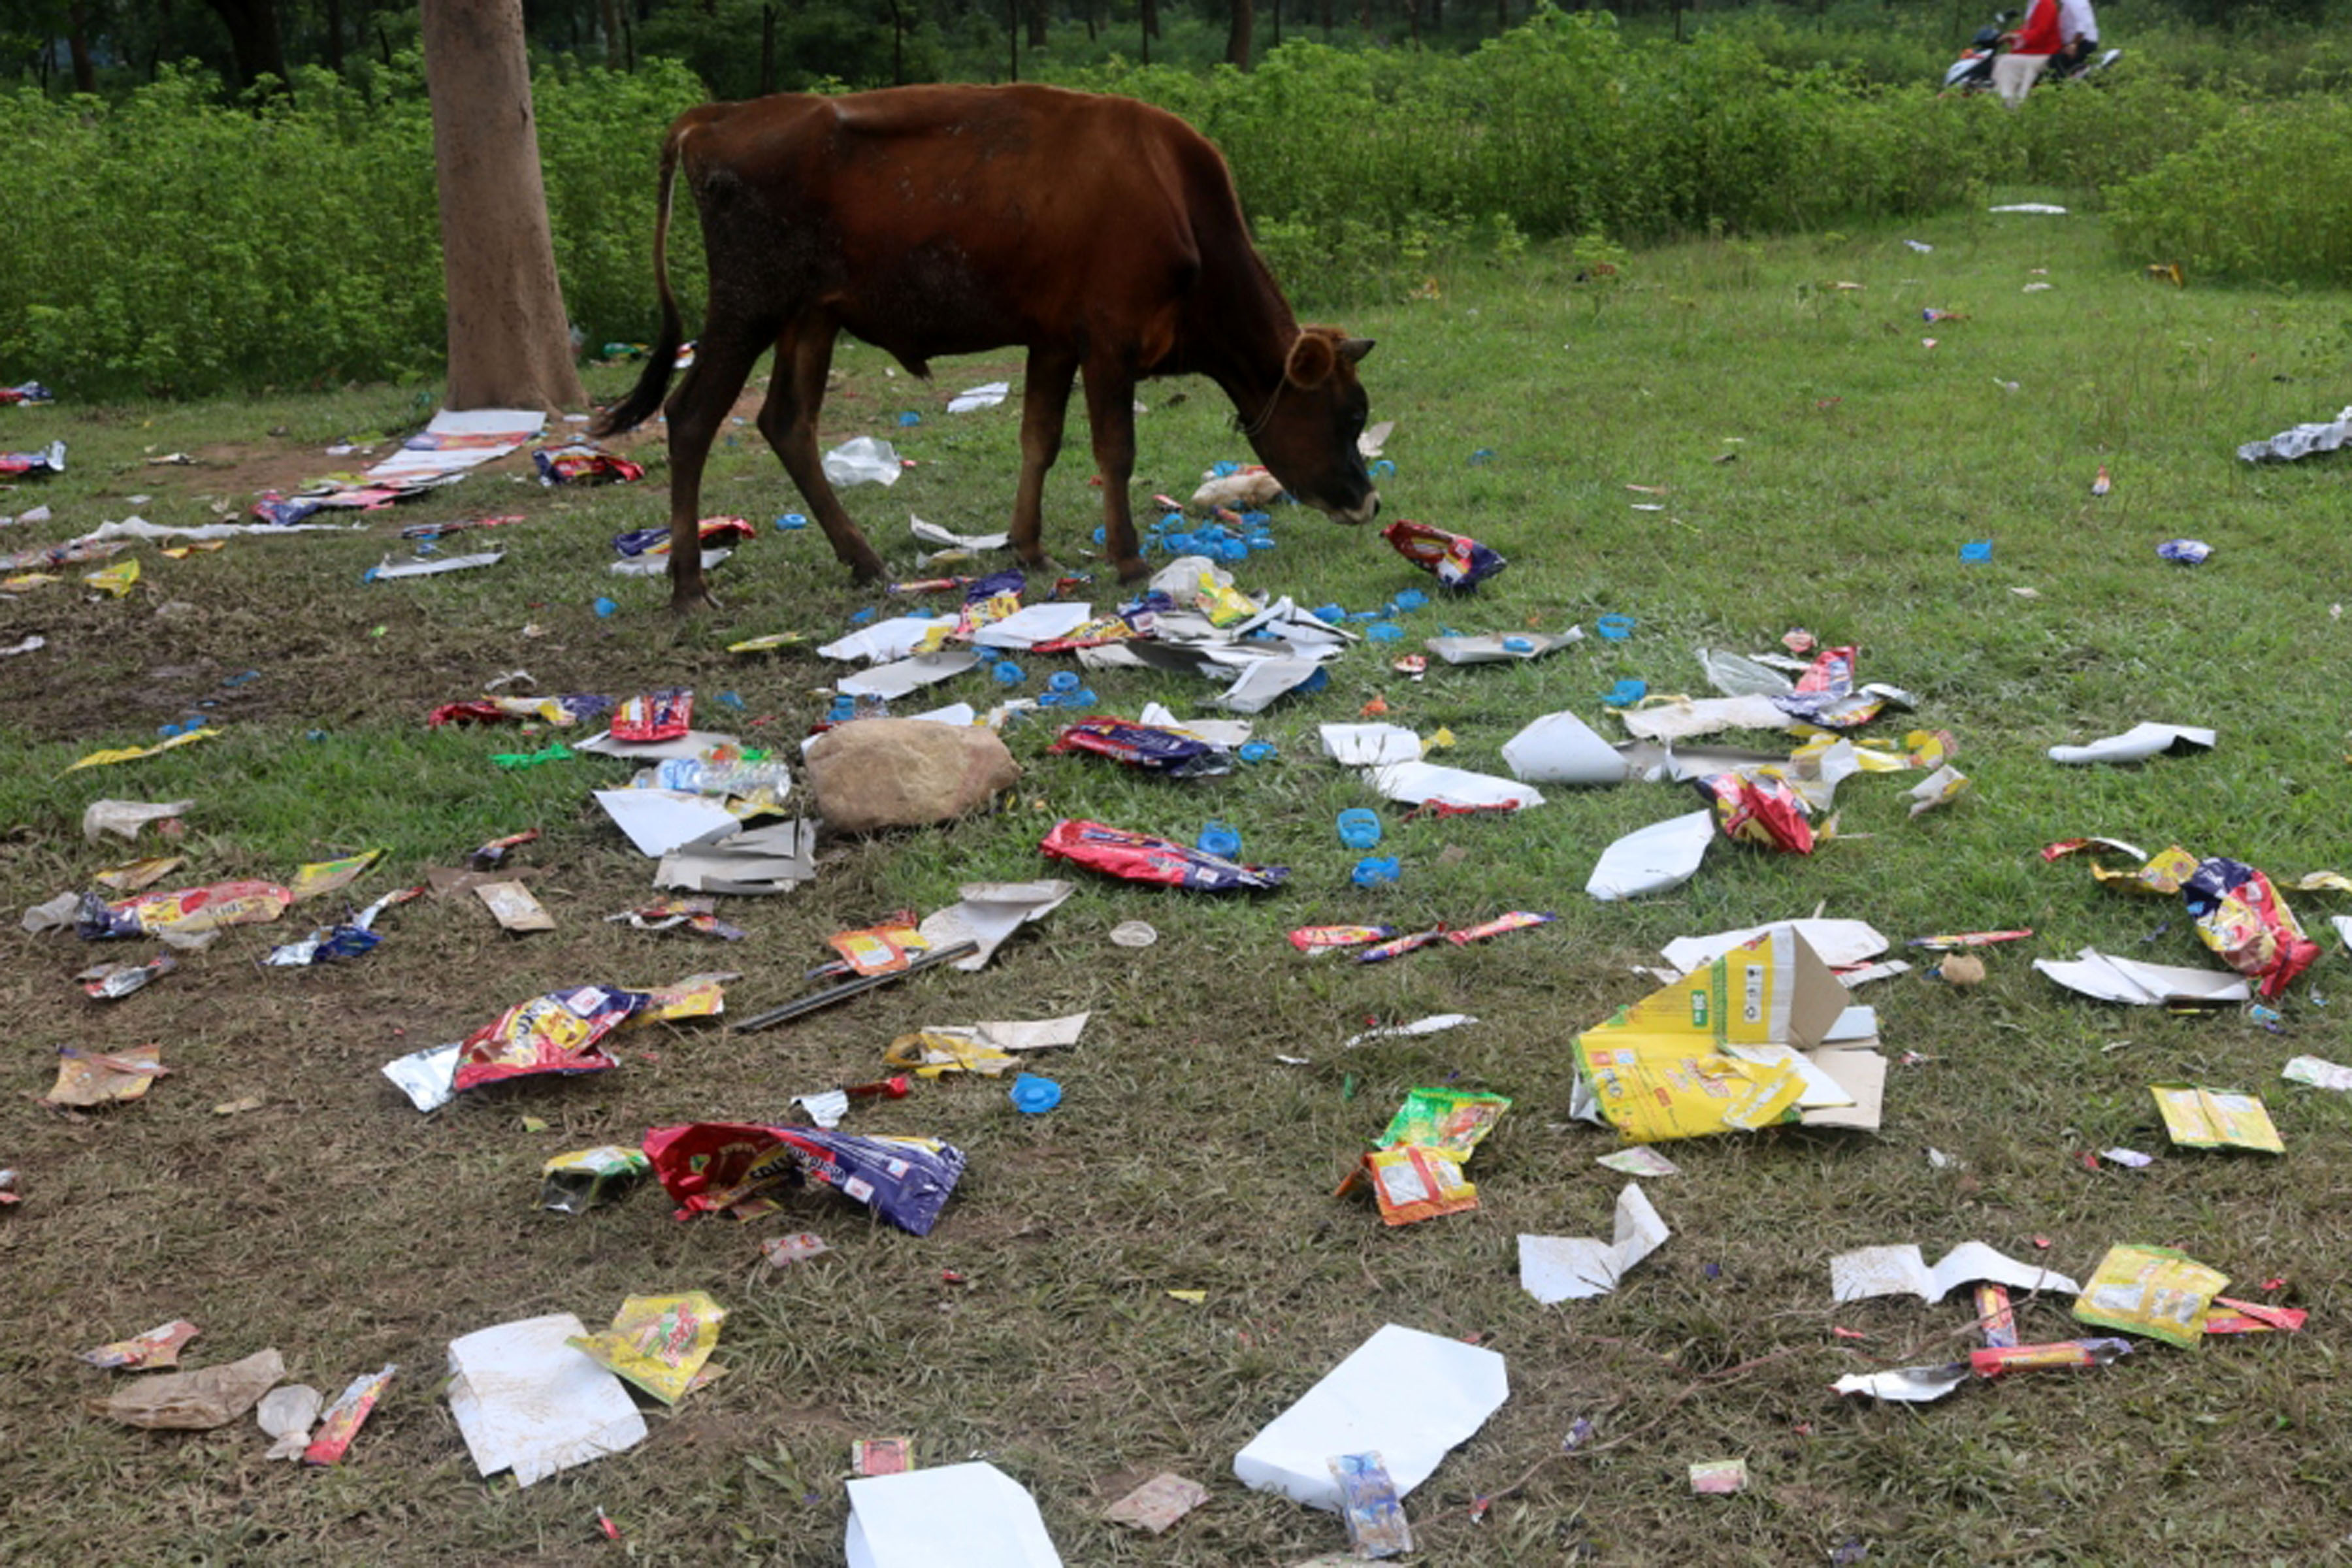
[[79, 954, 178, 1000], [44, 1043, 167, 1107], [1380, 519, 1506, 587], [855, 1436, 915, 1476], [304, 1364, 396, 1465], [2158, 538, 2212, 565], [1596, 1147, 1680, 1177], [1518, 1183, 1671, 1302], [1331, 1452, 1413, 1558], [845, 1462, 1064, 1567], [823, 436, 903, 487], [2072, 1244, 2229, 1348], [947, 382, 1011, 414], [1991, 202, 2068, 214], [540, 1147, 653, 1215], [1233, 1323, 1507, 1512], [1425, 630, 1579, 664], [367, 408, 544, 483], [1832, 1364, 1970, 1403], [1365, 759, 1541, 811], [762, 1232, 832, 1267], [1008, 1074, 1062, 1113], [0, 634, 44, 656], [446, 1314, 647, 1486], [63, 728, 214, 773], [644, 1123, 966, 1234], [86, 1347, 284, 1429], [1104, 1472, 1209, 1534], [1502, 711, 1631, 785], [1341, 1013, 1477, 1048], [2033, 948, 2249, 1007], [568, 1292, 726, 1405], [1585, 809, 1715, 901], [79, 1318, 201, 1369], [915, 880, 1073, 970], [2238, 405, 2351, 464], [2151, 1084, 2283, 1154], [2282, 1056, 2352, 1092], [1690, 1459, 1749, 1495], [2103, 1147, 2155, 1168], [2048, 722, 2213, 765], [367, 549, 503, 580], [1109, 920, 1158, 947], [1043, 819, 1285, 890], [1830, 1242, 2078, 1305]]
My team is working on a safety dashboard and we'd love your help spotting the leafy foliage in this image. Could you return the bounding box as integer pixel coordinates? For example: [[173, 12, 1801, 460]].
[[2109, 94, 2352, 286]]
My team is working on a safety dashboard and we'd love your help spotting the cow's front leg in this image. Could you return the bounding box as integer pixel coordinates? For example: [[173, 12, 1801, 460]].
[[661, 327, 763, 612], [759, 319, 885, 584], [1009, 348, 1077, 574], [1079, 359, 1146, 581]]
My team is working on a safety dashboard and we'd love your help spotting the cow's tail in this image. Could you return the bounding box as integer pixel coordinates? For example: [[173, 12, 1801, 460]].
[[591, 121, 693, 438]]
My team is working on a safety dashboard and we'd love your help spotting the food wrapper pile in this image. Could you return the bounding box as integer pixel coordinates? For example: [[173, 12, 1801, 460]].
[[533, 442, 645, 485], [1380, 519, 1506, 588], [452, 984, 649, 1092], [613, 516, 756, 557], [77, 879, 292, 942], [2053, 841, 2319, 999], [642, 1122, 967, 1235], [1336, 1088, 1512, 1225], [1695, 772, 1816, 853], [1041, 819, 1288, 891], [1049, 718, 1234, 777]]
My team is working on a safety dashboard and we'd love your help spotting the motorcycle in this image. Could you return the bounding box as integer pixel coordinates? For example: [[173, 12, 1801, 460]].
[[1943, 13, 2123, 93]]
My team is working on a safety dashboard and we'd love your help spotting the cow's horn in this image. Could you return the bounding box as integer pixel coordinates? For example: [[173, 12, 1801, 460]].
[[1339, 336, 1375, 363]]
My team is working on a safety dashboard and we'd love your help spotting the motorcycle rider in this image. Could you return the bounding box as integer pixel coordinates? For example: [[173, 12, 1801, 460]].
[[1992, 0, 2065, 106], [2054, 0, 2099, 74]]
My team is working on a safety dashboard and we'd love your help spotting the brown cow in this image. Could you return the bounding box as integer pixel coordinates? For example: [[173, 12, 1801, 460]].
[[591, 83, 1380, 610]]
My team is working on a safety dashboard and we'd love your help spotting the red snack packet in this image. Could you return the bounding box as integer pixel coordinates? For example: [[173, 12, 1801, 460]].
[[2181, 857, 2320, 1000], [1288, 924, 1396, 953], [1446, 911, 1554, 946], [304, 1364, 395, 1465], [451, 984, 647, 1092], [613, 689, 693, 743], [1695, 774, 1815, 854]]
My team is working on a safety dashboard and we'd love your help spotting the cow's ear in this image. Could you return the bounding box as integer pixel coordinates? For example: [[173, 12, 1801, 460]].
[[1284, 331, 1338, 389], [1339, 336, 1375, 364]]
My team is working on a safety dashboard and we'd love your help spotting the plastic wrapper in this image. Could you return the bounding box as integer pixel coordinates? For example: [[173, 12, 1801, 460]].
[[1331, 1452, 1413, 1558], [612, 689, 693, 744], [80, 953, 178, 999], [1380, 519, 1506, 588], [762, 1232, 832, 1267], [1976, 1282, 2019, 1348], [642, 1123, 967, 1235], [0, 381, 52, 404], [428, 693, 610, 728], [451, 984, 649, 1092], [2151, 1083, 2284, 1153], [265, 885, 421, 966], [567, 1292, 725, 1405], [1378, 1088, 1511, 1160], [951, 568, 1027, 642], [1968, 1339, 2131, 1377], [1335, 1144, 1478, 1225], [2072, 1243, 2228, 1348], [289, 849, 384, 904], [1447, 910, 1555, 946], [86, 1348, 284, 1430], [44, 1045, 166, 1107], [1354, 928, 1446, 964], [0, 440, 66, 478], [1695, 773, 1816, 854], [2204, 1297, 2307, 1335], [828, 914, 927, 975], [1049, 718, 1233, 777], [2181, 857, 2318, 1000], [78, 879, 291, 941], [1288, 924, 1396, 953], [304, 1364, 396, 1465], [540, 1146, 653, 1214], [613, 516, 754, 557], [470, 828, 539, 869], [606, 896, 747, 941], [533, 442, 644, 485], [1040, 819, 1287, 891], [80, 1318, 201, 1369]]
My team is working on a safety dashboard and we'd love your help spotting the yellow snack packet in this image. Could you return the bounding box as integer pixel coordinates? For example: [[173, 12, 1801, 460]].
[[567, 1291, 727, 1405], [2150, 1084, 2283, 1154], [2072, 1244, 2228, 1348]]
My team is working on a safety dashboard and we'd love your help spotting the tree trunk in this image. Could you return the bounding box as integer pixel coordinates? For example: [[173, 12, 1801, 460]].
[[1320, 0, 1331, 40], [1140, 0, 1156, 60], [1006, 0, 1017, 80], [1025, 0, 1045, 48], [764, 1, 779, 90], [324, 0, 344, 75], [203, 0, 291, 95], [66, 0, 98, 91], [1224, 0, 1251, 67], [1495, 0, 1505, 35], [598, 0, 622, 67], [421, 0, 586, 414]]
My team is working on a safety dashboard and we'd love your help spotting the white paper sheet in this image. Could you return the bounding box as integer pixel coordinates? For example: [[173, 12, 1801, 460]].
[[656, 819, 819, 894], [971, 602, 1095, 650], [845, 1462, 1062, 1568], [593, 789, 743, 857], [2032, 948, 2250, 1006], [836, 650, 981, 699], [1425, 630, 1581, 664], [1320, 723, 1423, 768], [1618, 694, 1793, 743], [1831, 1365, 1971, 1403], [1341, 1013, 1478, 1049], [611, 547, 729, 577], [945, 382, 1011, 414], [1518, 1184, 1670, 1303], [1216, 656, 1326, 713], [1137, 702, 1252, 748], [822, 435, 902, 487], [1233, 1324, 1508, 1512], [574, 728, 742, 761], [1502, 711, 1629, 785], [367, 549, 503, 580], [2047, 722, 2215, 764], [916, 880, 1073, 970], [445, 1314, 647, 1486], [368, 408, 545, 483], [1585, 809, 1714, 900], [819, 616, 949, 662], [1365, 760, 1542, 810], [77, 515, 365, 544], [1829, 1242, 2079, 1305]]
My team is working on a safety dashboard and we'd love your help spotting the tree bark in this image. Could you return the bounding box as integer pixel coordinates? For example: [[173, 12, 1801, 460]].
[[325, 0, 345, 75], [66, 0, 98, 91], [421, 0, 586, 414], [1224, 0, 1251, 67], [1140, 0, 1156, 61], [203, 0, 291, 94]]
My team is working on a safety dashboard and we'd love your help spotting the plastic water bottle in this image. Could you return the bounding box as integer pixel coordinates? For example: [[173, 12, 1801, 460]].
[[1336, 809, 1382, 850]]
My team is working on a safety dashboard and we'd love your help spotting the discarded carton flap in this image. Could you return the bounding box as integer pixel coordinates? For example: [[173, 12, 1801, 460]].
[[1585, 809, 1714, 901], [1518, 1183, 1670, 1303], [1502, 711, 1629, 785], [594, 789, 743, 857], [1831, 1242, 2080, 1305], [917, 881, 1073, 970], [1618, 694, 1793, 743], [656, 819, 818, 894], [971, 602, 1095, 650], [2047, 722, 2215, 765], [1233, 1323, 1507, 1512], [1366, 760, 1542, 810], [837, 651, 982, 700], [1320, 723, 1423, 768], [846, 1462, 1064, 1568], [2033, 949, 2251, 1006], [1661, 919, 1888, 975]]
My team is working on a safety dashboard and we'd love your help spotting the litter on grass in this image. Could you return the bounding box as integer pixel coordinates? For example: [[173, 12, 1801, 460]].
[[2072, 1244, 2229, 1348], [446, 1315, 647, 1486], [2150, 1084, 2283, 1153], [1104, 1472, 1210, 1535], [2047, 722, 2214, 765], [845, 1462, 1063, 1568], [86, 1347, 284, 1429], [1518, 1183, 1671, 1302], [567, 1292, 726, 1405], [78, 1318, 201, 1369], [1829, 1242, 2080, 1305]]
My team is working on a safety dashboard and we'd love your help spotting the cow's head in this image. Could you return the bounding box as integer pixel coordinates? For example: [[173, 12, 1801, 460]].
[[1245, 327, 1379, 526]]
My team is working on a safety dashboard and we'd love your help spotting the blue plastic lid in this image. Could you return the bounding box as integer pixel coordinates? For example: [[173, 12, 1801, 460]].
[[1237, 741, 1277, 764], [1009, 1073, 1062, 1113], [1198, 821, 1241, 858], [1352, 855, 1401, 887], [1336, 808, 1382, 849], [1595, 614, 1635, 640]]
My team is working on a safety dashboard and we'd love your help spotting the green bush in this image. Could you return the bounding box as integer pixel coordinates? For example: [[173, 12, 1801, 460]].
[[2108, 93, 2352, 286]]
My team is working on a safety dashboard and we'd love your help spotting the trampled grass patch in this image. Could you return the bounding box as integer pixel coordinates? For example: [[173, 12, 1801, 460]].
[[4, 201, 2352, 1563]]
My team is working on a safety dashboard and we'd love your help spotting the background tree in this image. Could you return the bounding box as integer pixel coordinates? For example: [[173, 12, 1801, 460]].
[[419, 0, 584, 411]]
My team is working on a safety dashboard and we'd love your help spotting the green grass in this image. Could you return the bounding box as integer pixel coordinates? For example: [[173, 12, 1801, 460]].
[[4, 197, 2351, 1563]]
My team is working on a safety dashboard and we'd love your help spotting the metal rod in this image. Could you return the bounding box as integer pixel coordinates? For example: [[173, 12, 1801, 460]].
[[732, 940, 980, 1032]]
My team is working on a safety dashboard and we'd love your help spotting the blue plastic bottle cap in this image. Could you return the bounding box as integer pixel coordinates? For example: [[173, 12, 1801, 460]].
[[992, 661, 1025, 685], [593, 597, 619, 617], [1336, 808, 1382, 850], [1352, 855, 1401, 887], [776, 512, 809, 531], [1166, 532, 1197, 554], [1211, 461, 1241, 477], [1198, 821, 1241, 858], [849, 608, 875, 625], [1237, 742, 1276, 764], [1072, 689, 1098, 705], [1093, 526, 1107, 545], [1312, 603, 1347, 624], [1960, 540, 1993, 563], [1392, 589, 1428, 612], [1009, 1074, 1062, 1114], [898, 411, 921, 425], [1047, 671, 1081, 693], [1603, 678, 1648, 707], [1370, 459, 1397, 478], [1595, 614, 1635, 640], [1367, 623, 1405, 642], [1469, 448, 1495, 466], [1503, 636, 1535, 653]]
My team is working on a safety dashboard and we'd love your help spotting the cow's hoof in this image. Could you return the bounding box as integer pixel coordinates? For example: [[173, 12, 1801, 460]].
[[1113, 553, 1152, 583], [847, 555, 887, 585], [668, 586, 719, 615]]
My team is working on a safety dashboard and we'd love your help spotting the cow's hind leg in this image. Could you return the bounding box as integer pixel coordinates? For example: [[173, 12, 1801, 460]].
[[1079, 358, 1148, 581], [1009, 348, 1078, 574], [757, 319, 885, 583], [659, 319, 766, 612]]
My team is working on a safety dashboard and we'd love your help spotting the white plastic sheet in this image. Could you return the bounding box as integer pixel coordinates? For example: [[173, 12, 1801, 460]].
[[1585, 809, 1714, 900], [845, 1462, 1062, 1567], [1518, 1184, 1670, 1303], [2046, 722, 2215, 764]]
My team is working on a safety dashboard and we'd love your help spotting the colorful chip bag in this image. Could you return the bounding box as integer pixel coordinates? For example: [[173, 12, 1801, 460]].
[[533, 442, 644, 485], [1040, 819, 1287, 891], [451, 984, 648, 1092], [2181, 857, 2319, 1000], [642, 1123, 966, 1235], [2072, 1243, 2229, 1349], [1378, 1088, 1512, 1160], [1049, 718, 1234, 777], [1447, 910, 1556, 946], [1695, 772, 1816, 854], [612, 688, 692, 744], [78, 1319, 201, 1370], [1335, 1144, 1478, 1225], [540, 1145, 653, 1214], [567, 1293, 725, 1405], [1380, 518, 1507, 588], [77, 879, 293, 941], [1355, 928, 1448, 964], [1288, 924, 1396, 954], [304, 1364, 395, 1465]]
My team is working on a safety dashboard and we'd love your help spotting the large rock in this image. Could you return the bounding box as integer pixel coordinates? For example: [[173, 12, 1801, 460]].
[[806, 719, 1020, 834]]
